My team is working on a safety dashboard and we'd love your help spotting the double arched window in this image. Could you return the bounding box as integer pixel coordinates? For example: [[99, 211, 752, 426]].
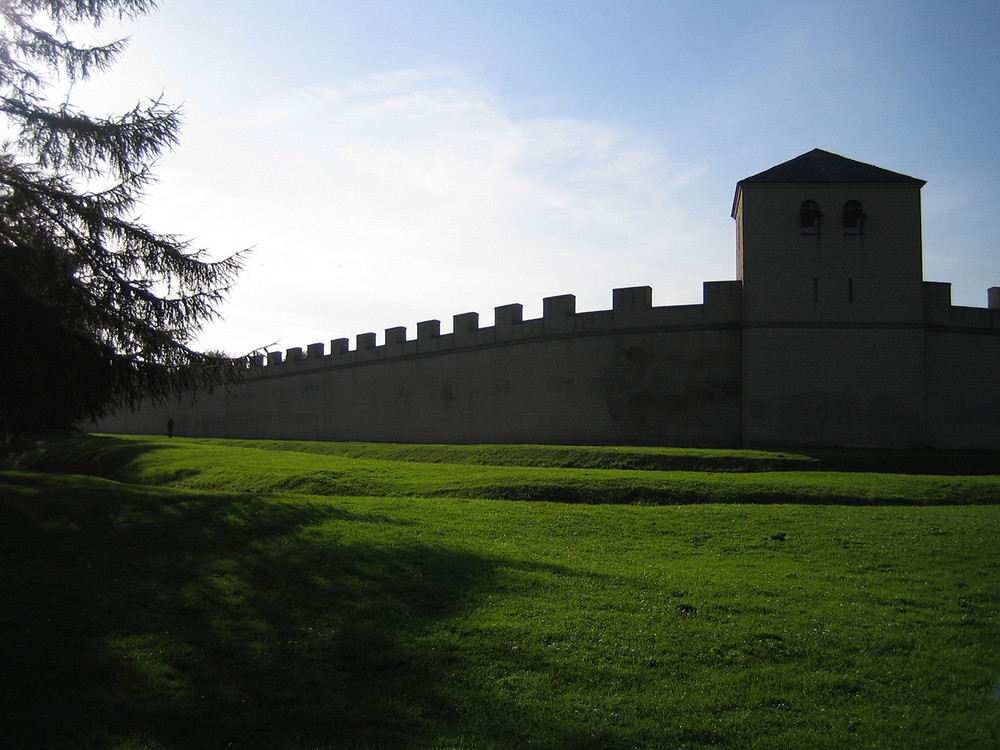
[[800, 200, 865, 235]]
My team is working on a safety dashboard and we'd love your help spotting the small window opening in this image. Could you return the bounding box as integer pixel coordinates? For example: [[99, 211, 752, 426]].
[[812, 277, 819, 302], [843, 200, 864, 234], [848, 277, 854, 302], [800, 200, 822, 234]]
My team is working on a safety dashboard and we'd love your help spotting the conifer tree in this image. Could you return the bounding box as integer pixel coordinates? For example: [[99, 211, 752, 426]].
[[0, 0, 250, 438]]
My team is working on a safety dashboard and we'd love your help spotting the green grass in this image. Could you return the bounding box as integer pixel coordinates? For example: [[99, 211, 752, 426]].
[[6, 433, 1000, 505], [1, 433, 999, 749]]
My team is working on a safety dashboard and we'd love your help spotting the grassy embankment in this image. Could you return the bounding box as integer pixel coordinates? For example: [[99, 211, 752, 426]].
[[1, 433, 999, 749]]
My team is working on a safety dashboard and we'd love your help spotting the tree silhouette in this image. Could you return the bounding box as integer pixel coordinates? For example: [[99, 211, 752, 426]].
[[0, 0, 251, 438]]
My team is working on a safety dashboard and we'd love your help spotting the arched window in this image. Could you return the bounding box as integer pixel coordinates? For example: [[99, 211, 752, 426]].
[[800, 200, 821, 234], [843, 200, 864, 234]]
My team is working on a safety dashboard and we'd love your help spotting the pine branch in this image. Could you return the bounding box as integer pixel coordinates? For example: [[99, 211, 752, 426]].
[[0, 1, 257, 435]]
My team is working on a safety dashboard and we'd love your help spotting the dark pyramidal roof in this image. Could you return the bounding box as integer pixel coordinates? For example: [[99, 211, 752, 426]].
[[738, 148, 925, 186]]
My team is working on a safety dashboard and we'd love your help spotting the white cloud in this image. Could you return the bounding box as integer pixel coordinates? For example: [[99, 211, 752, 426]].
[[136, 68, 724, 354]]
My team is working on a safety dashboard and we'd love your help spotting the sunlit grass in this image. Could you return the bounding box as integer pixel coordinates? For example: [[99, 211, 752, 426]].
[[7, 433, 1000, 505], [1, 434, 998, 748]]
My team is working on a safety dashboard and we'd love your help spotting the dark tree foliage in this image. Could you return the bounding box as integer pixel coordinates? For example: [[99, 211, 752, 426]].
[[0, 0, 251, 438]]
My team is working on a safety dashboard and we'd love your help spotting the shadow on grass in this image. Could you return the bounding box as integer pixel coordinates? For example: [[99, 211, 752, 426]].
[[0, 431, 180, 479], [0, 471, 572, 749]]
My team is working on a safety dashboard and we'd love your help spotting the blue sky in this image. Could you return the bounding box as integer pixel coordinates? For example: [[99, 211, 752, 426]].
[[76, 0, 1000, 354]]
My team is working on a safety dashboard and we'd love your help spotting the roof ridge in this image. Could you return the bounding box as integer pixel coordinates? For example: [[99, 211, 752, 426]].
[[738, 149, 925, 186]]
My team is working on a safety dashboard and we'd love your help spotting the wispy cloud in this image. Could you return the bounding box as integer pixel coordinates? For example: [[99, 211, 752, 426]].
[[139, 68, 723, 353]]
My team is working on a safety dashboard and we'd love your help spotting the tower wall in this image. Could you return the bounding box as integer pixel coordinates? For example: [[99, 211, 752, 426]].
[[741, 326, 926, 447], [736, 183, 924, 325], [734, 170, 930, 447]]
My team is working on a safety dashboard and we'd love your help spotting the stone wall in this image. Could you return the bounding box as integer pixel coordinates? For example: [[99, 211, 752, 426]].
[[95, 277, 1000, 449], [923, 284, 1000, 449], [98, 282, 745, 446]]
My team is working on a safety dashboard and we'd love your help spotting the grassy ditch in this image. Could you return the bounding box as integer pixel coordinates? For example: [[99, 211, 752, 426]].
[[1, 433, 998, 749], [5, 433, 1000, 505]]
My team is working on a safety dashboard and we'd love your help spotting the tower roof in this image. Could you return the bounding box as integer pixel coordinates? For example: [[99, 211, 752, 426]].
[[732, 149, 925, 217], [739, 148, 925, 185]]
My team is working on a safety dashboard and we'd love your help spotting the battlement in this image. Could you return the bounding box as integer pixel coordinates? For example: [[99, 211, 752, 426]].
[[252, 281, 744, 376], [924, 282, 1000, 331]]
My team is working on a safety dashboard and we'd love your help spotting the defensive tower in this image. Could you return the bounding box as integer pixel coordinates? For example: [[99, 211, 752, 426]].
[[733, 149, 928, 446]]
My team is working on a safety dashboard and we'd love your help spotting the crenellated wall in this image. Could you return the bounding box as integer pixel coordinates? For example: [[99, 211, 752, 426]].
[[98, 282, 747, 446], [94, 277, 1000, 449], [94, 276, 1000, 449], [252, 282, 742, 376], [923, 282, 1000, 448]]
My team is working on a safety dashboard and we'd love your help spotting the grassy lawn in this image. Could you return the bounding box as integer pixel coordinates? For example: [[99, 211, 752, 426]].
[[1, 434, 999, 748]]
